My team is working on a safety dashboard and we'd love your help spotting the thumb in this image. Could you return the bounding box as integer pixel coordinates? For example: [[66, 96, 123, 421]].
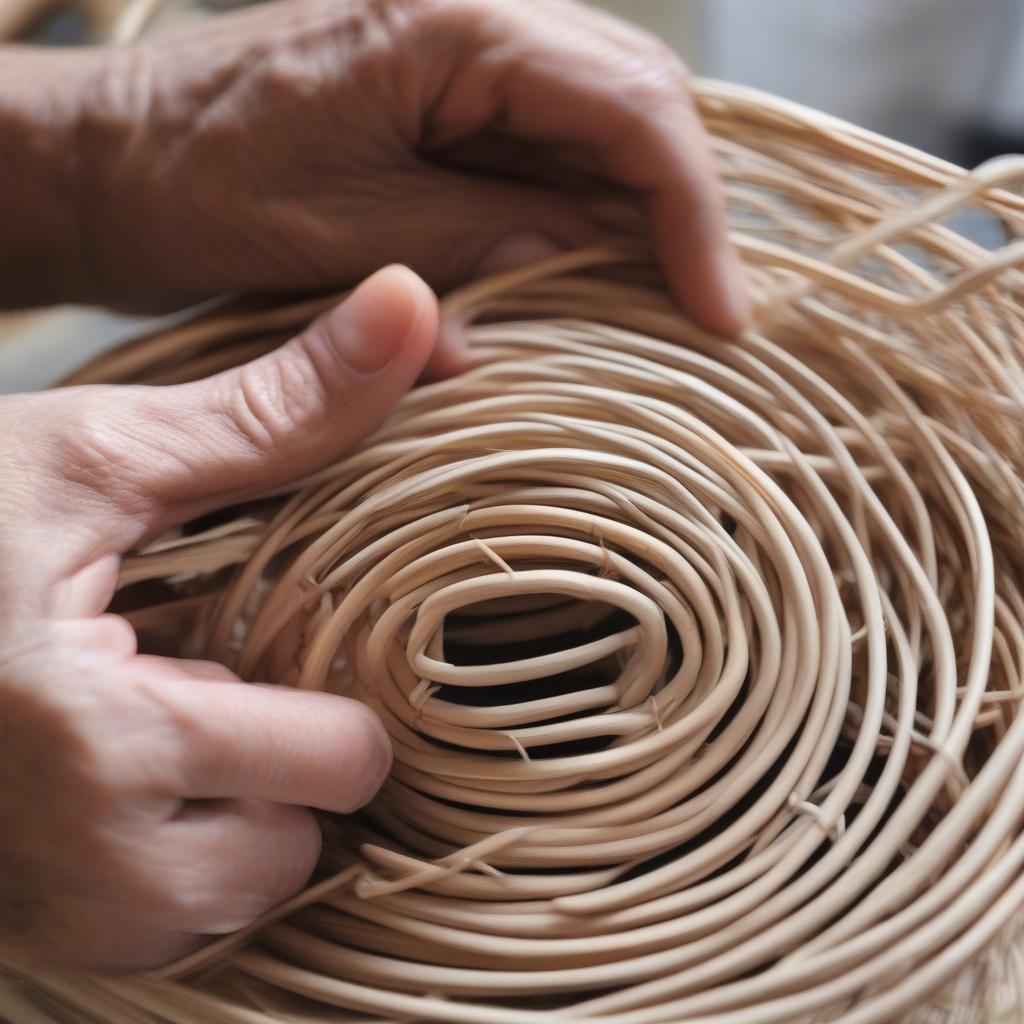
[[86, 264, 438, 528]]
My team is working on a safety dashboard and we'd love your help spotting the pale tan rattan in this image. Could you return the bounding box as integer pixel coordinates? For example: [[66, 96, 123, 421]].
[[8, 81, 1024, 1023]]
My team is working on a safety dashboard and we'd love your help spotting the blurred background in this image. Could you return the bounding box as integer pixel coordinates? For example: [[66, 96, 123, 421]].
[[599, 0, 1024, 165], [3, 0, 1024, 391]]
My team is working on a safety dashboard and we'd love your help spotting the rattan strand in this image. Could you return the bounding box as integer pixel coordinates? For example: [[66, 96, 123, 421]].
[[9, 82, 1024, 1023]]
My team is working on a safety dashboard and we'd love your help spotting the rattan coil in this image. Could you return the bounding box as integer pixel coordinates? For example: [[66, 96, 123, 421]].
[[8, 82, 1024, 1023]]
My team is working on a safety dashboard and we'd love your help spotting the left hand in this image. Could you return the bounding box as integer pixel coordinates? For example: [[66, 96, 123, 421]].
[[0, 267, 435, 969], [36, 0, 747, 334]]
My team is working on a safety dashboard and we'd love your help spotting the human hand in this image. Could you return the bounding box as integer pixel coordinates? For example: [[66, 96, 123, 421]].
[[67, 0, 746, 334], [0, 266, 436, 970]]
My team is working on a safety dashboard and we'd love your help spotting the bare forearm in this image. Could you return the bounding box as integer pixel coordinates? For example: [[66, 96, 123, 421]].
[[0, 46, 94, 309]]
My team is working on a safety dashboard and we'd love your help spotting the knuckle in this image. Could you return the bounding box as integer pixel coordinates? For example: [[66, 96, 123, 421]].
[[648, 37, 690, 81], [127, 675, 206, 790], [368, 0, 431, 30], [161, 863, 238, 926], [94, 614, 139, 658], [160, 805, 318, 931], [47, 391, 128, 496], [225, 336, 337, 455], [329, 0, 434, 59], [45, 388, 167, 516], [616, 53, 690, 111]]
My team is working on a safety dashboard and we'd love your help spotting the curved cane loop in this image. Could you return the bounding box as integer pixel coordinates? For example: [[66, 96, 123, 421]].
[[30, 81, 1024, 1024]]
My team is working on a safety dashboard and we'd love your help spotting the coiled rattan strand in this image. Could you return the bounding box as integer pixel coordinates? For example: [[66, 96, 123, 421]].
[[11, 82, 1024, 1023]]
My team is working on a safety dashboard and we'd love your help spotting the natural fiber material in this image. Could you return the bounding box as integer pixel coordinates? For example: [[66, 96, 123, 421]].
[[9, 82, 1024, 1023]]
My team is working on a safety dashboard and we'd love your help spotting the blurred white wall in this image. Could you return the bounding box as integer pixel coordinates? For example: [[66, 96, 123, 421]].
[[707, 0, 1018, 158], [0, 309, 145, 392], [592, 0, 1022, 160], [588, 0, 702, 69]]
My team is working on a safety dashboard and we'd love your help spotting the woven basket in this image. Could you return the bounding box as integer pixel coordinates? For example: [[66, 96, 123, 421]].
[[7, 81, 1024, 1024]]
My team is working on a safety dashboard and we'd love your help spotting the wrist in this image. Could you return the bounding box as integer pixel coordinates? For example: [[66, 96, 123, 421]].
[[0, 46, 101, 309]]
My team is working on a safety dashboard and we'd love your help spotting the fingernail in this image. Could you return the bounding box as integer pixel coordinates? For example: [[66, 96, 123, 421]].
[[476, 231, 565, 277], [331, 265, 432, 374]]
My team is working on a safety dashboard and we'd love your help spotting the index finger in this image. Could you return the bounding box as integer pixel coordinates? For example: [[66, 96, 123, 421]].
[[149, 676, 393, 814]]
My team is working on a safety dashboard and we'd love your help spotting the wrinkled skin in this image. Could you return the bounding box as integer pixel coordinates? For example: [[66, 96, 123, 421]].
[[0, 268, 433, 968], [5, 0, 747, 333], [0, 0, 748, 970]]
